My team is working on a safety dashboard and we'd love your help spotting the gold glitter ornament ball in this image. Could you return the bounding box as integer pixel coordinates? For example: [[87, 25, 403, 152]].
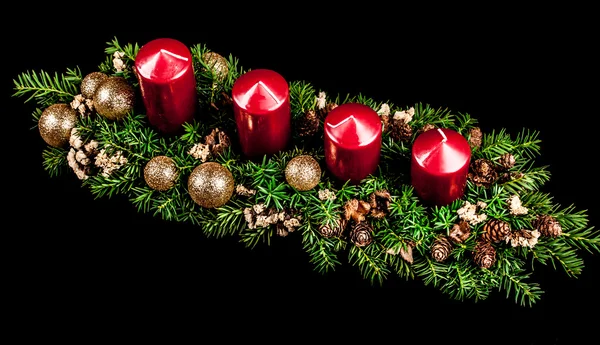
[[81, 72, 109, 99], [38, 103, 78, 148], [285, 155, 321, 191], [144, 156, 179, 191], [188, 162, 235, 208], [202, 52, 229, 81], [94, 76, 135, 120]]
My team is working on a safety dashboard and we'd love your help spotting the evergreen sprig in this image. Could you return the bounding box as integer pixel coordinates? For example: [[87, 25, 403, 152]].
[[14, 38, 599, 306]]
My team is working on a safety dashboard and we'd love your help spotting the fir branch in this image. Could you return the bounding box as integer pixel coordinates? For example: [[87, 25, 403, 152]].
[[13, 68, 81, 106], [441, 262, 495, 302], [41, 146, 68, 177], [302, 222, 342, 274], [552, 204, 600, 254], [348, 244, 391, 285], [497, 256, 543, 307], [532, 237, 585, 277], [412, 103, 455, 129], [104, 36, 139, 63], [289, 81, 317, 118], [413, 255, 449, 288], [499, 165, 551, 194]]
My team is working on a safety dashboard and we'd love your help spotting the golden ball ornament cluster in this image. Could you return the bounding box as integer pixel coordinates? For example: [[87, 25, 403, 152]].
[[94, 76, 135, 120], [38, 103, 78, 148], [187, 162, 235, 208], [81, 72, 109, 99], [144, 156, 179, 191], [284, 155, 321, 191]]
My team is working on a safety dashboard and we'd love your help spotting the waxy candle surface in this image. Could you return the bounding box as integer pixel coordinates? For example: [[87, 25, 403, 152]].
[[134, 38, 197, 134], [411, 128, 471, 206], [232, 69, 291, 158], [324, 103, 382, 184]]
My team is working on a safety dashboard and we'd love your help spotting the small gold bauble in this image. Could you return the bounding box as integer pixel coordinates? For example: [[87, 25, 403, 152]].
[[38, 103, 78, 148], [144, 156, 179, 191], [202, 51, 229, 81], [285, 155, 321, 191], [81, 72, 109, 99], [188, 162, 235, 208], [94, 76, 135, 120]]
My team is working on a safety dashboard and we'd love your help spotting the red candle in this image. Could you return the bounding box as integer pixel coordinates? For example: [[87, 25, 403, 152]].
[[411, 128, 471, 206], [324, 103, 382, 184], [134, 38, 197, 134], [232, 69, 291, 158]]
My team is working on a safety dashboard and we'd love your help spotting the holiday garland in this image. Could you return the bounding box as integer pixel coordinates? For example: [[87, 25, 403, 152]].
[[13, 37, 599, 306]]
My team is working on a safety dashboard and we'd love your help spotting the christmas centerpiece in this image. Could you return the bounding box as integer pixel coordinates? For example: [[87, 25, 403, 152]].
[[13, 37, 599, 306]]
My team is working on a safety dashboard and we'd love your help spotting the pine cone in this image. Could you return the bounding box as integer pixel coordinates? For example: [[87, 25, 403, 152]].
[[204, 128, 231, 156], [473, 240, 497, 269], [431, 236, 453, 262], [318, 102, 338, 119], [369, 189, 392, 219], [496, 153, 516, 170], [449, 220, 471, 244], [319, 217, 347, 238], [349, 221, 374, 247], [417, 123, 437, 134], [296, 109, 320, 137], [468, 127, 482, 149], [468, 158, 498, 187], [344, 199, 371, 223], [532, 214, 563, 237], [389, 120, 413, 141], [480, 218, 511, 243]]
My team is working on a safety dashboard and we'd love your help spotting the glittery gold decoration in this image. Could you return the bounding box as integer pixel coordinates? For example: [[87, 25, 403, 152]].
[[94, 76, 135, 120], [80, 72, 109, 99], [188, 162, 235, 208], [144, 156, 179, 191], [202, 51, 229, 81], [285, 155, 321, 191], [38, 103, 78, 148]]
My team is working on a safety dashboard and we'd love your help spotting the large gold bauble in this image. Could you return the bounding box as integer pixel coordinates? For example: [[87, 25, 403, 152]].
[[81, 72, 109, 99], [94, 76, 135, 120], [285, 155, 321, 191], [38, 103, 78, 148], [187, 162, 235, 208], [144, 156, 179, 191]]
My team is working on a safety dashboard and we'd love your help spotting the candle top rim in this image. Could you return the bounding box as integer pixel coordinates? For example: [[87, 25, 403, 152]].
[[412, 128, 471, 174], [232, 69, 289, 115], [324, 103, 382, 148], [134, 38, 193, 82]]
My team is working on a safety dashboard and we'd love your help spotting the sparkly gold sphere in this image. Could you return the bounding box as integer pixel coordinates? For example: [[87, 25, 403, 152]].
[[38, 103, 78, 148], [202, 51, 229, 81], [94, 76, 135, 120], [188, 162, 235, 208], [81, 72, 109, 99], [285, 155, 321, 191], [144, 156, 179, 191]]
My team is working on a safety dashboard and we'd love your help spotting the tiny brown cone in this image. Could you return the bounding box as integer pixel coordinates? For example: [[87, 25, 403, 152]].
[[473, 240, 497, 269], [431, 236, 453, 262], [532, 214, 563, 237], [481, 218, 511, 243], [349, 221, 374, 247]]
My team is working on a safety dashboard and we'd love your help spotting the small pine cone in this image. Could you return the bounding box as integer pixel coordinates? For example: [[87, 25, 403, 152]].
[[449, 220, 471, 244], [297, 109, 320, 137], [497, 153, 516, 171], [480, 218, 511, 243], [319, 102, 338, 119], [319, 217, 347, 238], [468, 158, 499, 187], [349, 221, 374, 247], [369, 189, 392, 219], [532, 214, 563, 237], [389, 120, 413, 141], [418, 123, 437, 135], [473, 240, 497, 269], [468, 127, 483, 149], [205, 128, 231, 156], [431, 236, 453, 262]]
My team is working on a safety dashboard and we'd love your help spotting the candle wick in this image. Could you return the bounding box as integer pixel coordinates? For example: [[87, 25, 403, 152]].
[[437, 128, 448, 143], [239, 81, 281, 107], [159, 49, 189, 61]]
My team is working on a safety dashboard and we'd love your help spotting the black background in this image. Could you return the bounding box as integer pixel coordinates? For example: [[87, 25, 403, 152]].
[[6, 5, 599, 343]]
